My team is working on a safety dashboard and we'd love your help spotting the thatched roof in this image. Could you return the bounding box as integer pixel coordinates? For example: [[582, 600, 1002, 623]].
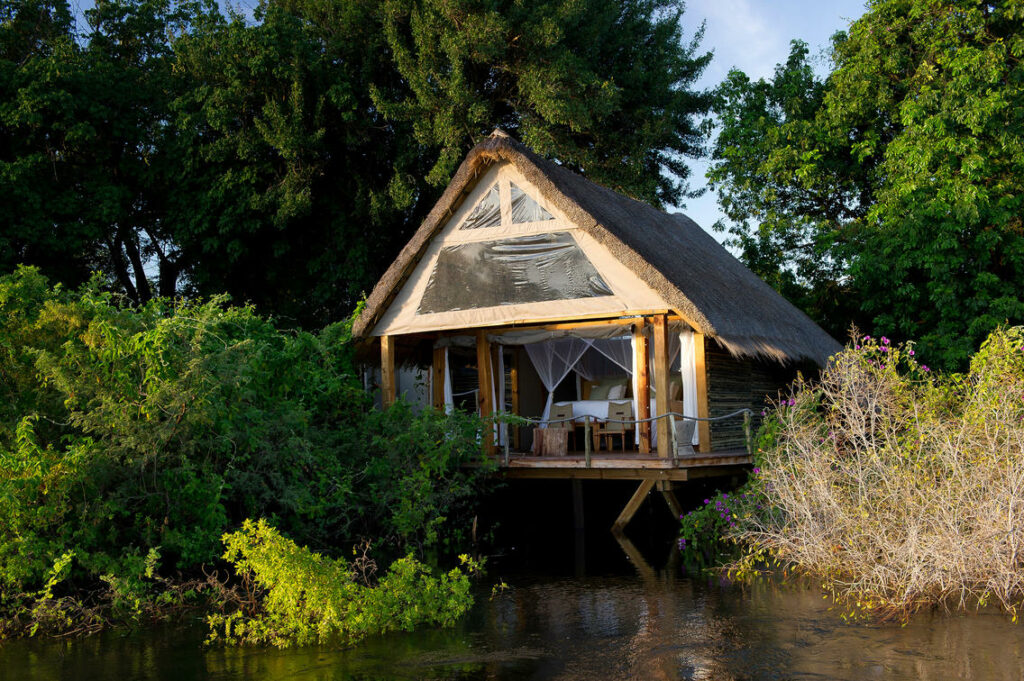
[[353, 130, 841, 366]]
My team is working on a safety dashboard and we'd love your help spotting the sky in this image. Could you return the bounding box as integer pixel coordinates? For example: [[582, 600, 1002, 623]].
[[676, 0, 868, 238]]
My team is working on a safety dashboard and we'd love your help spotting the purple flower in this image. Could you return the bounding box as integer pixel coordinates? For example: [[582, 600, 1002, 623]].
[[863, 335, 872, 342], [909, 349, 915, 356], [753, 467, 761, 474], [704, 498, 710, 504], [880, 346, 888, 353], [855, 345, 861, 350], [881, 336, 890, 345], [922, 365, 930, 372]]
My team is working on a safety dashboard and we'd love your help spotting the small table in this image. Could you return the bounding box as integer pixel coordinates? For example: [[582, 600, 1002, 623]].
[[532, 427, 568, 456]]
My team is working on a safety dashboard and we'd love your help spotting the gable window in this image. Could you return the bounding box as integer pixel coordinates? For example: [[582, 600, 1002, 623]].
[[417, 233, 613, 314], [510, 183, 554, 223], [460, 183, 502, 229], [459, 180, 555, 229]]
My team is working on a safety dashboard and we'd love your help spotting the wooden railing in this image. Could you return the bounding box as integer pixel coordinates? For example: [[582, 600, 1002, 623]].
[[505, 409, 753, 468]]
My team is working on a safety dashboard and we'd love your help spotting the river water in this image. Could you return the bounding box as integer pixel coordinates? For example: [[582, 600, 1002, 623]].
[[3, 481, 1024, 680]]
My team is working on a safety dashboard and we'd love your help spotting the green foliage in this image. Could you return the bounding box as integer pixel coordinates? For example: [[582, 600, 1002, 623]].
[[2, 0, 711, 325], [207, 519, 478, 647], [376, 0, 711, 206], [710, 1, 1024, 370], [0, 267, 492, 636], [737, 328, 1024, 621], [0, 0, 220, 300]]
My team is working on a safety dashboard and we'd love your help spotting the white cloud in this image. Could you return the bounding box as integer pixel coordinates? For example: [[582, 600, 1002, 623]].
[[685, 0, 785, 84]]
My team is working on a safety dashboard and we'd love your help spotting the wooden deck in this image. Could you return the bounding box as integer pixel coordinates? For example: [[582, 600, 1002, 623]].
[[493, 449, 751, 480]]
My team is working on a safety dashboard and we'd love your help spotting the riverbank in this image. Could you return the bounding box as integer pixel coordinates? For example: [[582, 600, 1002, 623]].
[[5, 529, 1023, 681]]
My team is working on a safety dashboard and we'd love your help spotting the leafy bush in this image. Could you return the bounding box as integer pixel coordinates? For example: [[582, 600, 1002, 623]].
[[0, 266, 492, 636], [737, 329, 1024, 620], [678, 489, 759, 567], [207, 519, 478, 647]]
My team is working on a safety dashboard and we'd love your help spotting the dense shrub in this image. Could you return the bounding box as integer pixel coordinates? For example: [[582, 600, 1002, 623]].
[[0, 266, 492, 636], [207, 519, 478, 647], [736, 329, 1024, 620]]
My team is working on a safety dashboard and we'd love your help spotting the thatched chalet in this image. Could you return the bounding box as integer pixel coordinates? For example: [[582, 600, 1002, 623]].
[[353, 129, 839, 491]]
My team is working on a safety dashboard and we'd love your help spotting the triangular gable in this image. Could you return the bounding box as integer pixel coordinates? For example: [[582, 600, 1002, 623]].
[[369, 162, 668, 336]]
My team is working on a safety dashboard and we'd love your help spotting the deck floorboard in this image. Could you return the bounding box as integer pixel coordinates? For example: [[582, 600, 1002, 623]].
[[490, 449, 751, 480]]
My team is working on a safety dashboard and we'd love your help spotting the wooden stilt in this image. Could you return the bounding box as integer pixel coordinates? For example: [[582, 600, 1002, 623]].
[[655, 479, 684, 521], [572, 479, 585, 531], [611, 479, 655, 533], [381, 335, 396, 408], [431, 346, 446, 410], [660, 488, 684, 521]]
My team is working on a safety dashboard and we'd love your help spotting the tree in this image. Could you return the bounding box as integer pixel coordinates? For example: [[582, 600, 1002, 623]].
[[0, 0, 101, 289], [170, 0, 712, 325], [3, 0, 712, 324], [377, 0, 711, 208], [0, 0, 219, 302], [709, 1, 1024, 369], [709, 41, 872, 337], [170, 0, 423, 324]]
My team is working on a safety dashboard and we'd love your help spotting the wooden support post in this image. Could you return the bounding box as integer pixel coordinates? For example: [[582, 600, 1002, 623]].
[[657, 480, 684, 520], [572, 479, 585, 531], [431, 347, 446, 410], [476, 330, 495, 454], [634, 323, 651, 453], [694, 332, 712, 453], [510, 351, 520, 451], [652, 314, 671, 458], [381, 335, 396, 408], [611, 479, 655, 533]]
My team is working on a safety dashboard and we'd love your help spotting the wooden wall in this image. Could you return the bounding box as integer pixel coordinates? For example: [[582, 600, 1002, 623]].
[[705, 340, 804, 451]]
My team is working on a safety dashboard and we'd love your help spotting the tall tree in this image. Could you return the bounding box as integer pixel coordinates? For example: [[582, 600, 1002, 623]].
[[170, 0, 422, 323], [710, 1, 1024, 369], [0, 0, 219, 302], [0, 0, 100, 288], [377, 0, 711, 207], [172, 0, 712, 324], [3, 0, 712, 324]]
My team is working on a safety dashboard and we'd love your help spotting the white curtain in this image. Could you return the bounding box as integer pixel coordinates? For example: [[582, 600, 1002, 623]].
[[443, 347, 454, 414], [591, 337, 633, 373], [679, 329, 700, 445], [525, 338, 594, 424]]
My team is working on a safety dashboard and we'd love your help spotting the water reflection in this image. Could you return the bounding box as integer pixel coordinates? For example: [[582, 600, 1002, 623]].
[[4, 537, 1024, 680]]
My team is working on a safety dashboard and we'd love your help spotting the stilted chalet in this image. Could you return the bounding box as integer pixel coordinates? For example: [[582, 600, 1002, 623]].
[[353, 129, 840, 498]]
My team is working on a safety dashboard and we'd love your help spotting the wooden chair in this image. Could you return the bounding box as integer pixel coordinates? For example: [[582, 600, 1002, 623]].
[[547, 403, 576, 451], [670, 414, 696, 458], [596, 401, 633, 452]]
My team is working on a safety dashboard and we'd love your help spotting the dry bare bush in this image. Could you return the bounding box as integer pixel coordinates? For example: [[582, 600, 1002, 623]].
[[739, 328, 1024, 621]]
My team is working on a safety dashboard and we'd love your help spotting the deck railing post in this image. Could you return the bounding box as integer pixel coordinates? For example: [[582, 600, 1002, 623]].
[[743, 410, 752, 456], [584, 416, 592, 468], [668, 414, 676, 463]]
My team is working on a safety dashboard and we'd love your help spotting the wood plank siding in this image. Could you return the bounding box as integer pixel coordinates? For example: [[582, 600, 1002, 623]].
[[705, 340, 802, 451]]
